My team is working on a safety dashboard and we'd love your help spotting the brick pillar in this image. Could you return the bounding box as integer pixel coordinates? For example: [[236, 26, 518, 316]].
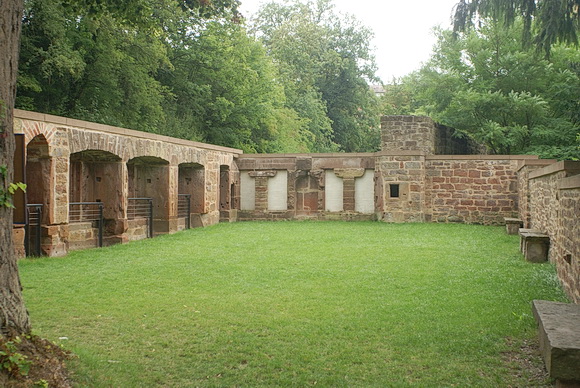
[[249, 171, 276, 211], [334, 169, 365, 212]]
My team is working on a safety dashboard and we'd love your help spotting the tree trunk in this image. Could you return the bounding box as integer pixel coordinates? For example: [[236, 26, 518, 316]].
[[0, 0, 31, 336]]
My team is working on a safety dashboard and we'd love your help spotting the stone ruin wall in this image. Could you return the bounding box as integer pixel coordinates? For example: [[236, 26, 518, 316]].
[[12, 110, 580, 303], [524, 162, 580, 303], [13, 109, 241, 256], [424, 157, 522, 225], [236, 154, 376, 221]]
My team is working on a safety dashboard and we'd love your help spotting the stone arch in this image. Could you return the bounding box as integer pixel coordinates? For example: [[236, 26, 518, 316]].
[[178, 163, 206, 220], [69, 149, 126, 244], [26, 134, 52, 225], [127, 156, 172, 234], [68, 129, 126, 160]]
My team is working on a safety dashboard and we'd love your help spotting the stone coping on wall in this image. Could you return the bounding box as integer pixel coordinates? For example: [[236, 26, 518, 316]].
[[14, 109, 243, 155], [425, 154, 539, 161], [528, 161, 580, 180], [238, 152, 541, 160], [238, 152, 380, 158], [516, 159, 557, 172], [559, 174, 580, 190]]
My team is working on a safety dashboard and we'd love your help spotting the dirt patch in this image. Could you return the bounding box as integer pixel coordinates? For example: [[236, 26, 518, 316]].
[[502, 337, 554, 387], [0, 334, 72, 388]]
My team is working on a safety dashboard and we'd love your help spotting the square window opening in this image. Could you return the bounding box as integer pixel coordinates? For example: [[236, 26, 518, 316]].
[[390, 184, 400, 198]]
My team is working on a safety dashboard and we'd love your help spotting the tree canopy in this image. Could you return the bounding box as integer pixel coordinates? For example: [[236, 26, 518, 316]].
[[250, 0, 381, 152], [15, 0, 381, 153], [453, 0, 580, 55], [382, 19, 580, 159]]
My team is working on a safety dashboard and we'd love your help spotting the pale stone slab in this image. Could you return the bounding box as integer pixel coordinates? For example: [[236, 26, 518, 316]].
[[532, 300, 580, 382], [268, 170, 287, 211], [240, 172, 255, 211], [355, 169, 374, 214], [325, 170, 343, 212]]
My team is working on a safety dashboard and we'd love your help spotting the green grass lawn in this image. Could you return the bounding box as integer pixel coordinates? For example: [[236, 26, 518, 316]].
[[19, 222, 568, 387]]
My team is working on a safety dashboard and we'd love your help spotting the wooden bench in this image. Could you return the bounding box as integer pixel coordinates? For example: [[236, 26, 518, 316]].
[[532, 300, 580, 387], [519, 229, 550, 262], [504, 217, 523, 235]]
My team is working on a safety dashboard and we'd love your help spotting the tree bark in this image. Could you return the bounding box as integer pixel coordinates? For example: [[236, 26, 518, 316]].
[[0, 0, 31, 336]]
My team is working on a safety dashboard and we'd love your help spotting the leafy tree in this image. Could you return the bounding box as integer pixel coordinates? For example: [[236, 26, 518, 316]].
[[250, 0, 381, 152], [159, 21, 308, 152], [391, 22, 580, 158], [453, 0, 580, 55]]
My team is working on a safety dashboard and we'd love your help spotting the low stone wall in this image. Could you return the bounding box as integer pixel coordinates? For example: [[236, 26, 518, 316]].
[[237, 153, 376, 221], [517, 160, 557, 228], [527, 162, 580, 303], [424, 156, 527, 225]]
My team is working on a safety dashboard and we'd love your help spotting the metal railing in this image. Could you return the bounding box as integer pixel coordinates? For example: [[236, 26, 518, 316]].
[[128, 197, 153, 238], [178, 194, 191, 229], [69, 202, 104, 247], [25, 204, 43, 257]]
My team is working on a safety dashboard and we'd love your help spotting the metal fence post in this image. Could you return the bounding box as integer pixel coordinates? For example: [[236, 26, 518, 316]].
[[186, 194, 191, 229], [35, 206, 42, 255], [98, 202, 104, 247], [148, 198, 154, 238]]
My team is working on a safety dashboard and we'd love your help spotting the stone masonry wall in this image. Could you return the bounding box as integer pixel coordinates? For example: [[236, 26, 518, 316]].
[[424, 156, 528, 225], [556, 175, 580, 303], [381, 116, 436, 154], [13, 109, 241, 257], [517, 160, 558, 228], [376, 151, 426, 222], [527, 162, 580, 303]]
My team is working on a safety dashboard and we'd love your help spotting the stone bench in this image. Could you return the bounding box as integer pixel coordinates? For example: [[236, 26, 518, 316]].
[[532, 300, 580, 387], [519, 229, 550, 262], [504, 217, 523, 235]]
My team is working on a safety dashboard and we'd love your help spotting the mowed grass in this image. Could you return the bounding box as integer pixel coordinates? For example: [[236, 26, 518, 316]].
[[19, 222, 567, 387]]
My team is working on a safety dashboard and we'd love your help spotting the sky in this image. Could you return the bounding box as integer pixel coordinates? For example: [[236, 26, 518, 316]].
[[238, 0, 460, 83]]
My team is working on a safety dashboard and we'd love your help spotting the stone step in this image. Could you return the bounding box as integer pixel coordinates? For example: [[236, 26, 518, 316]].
[[532, 300, 580, 386]]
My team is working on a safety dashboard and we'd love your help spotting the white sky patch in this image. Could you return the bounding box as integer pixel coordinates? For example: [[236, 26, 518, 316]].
[[239, 0, 459, 83]]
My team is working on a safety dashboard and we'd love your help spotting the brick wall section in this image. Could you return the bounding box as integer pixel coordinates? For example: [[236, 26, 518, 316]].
[[424, 157, 525, 225], [528, 161, 580, 237], [557, 175, 580, 303], [527, 162, 580, 303], [237, 154, 375, 221], [517, 160, 557, 228]]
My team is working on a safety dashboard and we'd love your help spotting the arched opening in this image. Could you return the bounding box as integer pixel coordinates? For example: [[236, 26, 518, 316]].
[[127, 156, 170, 237], [69, 150, 125, 248], [26, 134, 51, 224], [219, 165, 231, 221], [178, 163, 205, 229], [23, 134, 52, 256]]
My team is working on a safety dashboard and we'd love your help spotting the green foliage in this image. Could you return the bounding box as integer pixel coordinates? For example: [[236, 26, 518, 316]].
[[0, 165, 27, 209], [388, 22, 580, 159], [251, 0, 381, 152], [0, 337, 31, 377], [453, 0, 580, 56]]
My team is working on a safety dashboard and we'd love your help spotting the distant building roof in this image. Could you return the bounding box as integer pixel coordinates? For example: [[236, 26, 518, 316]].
[[371, 84, 385, 96]]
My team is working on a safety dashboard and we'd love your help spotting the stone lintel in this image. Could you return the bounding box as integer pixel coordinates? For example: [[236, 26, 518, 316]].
[[532, 300, 580, 382], [248, 171, 277, 178], [334, 168, 365, 179]]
